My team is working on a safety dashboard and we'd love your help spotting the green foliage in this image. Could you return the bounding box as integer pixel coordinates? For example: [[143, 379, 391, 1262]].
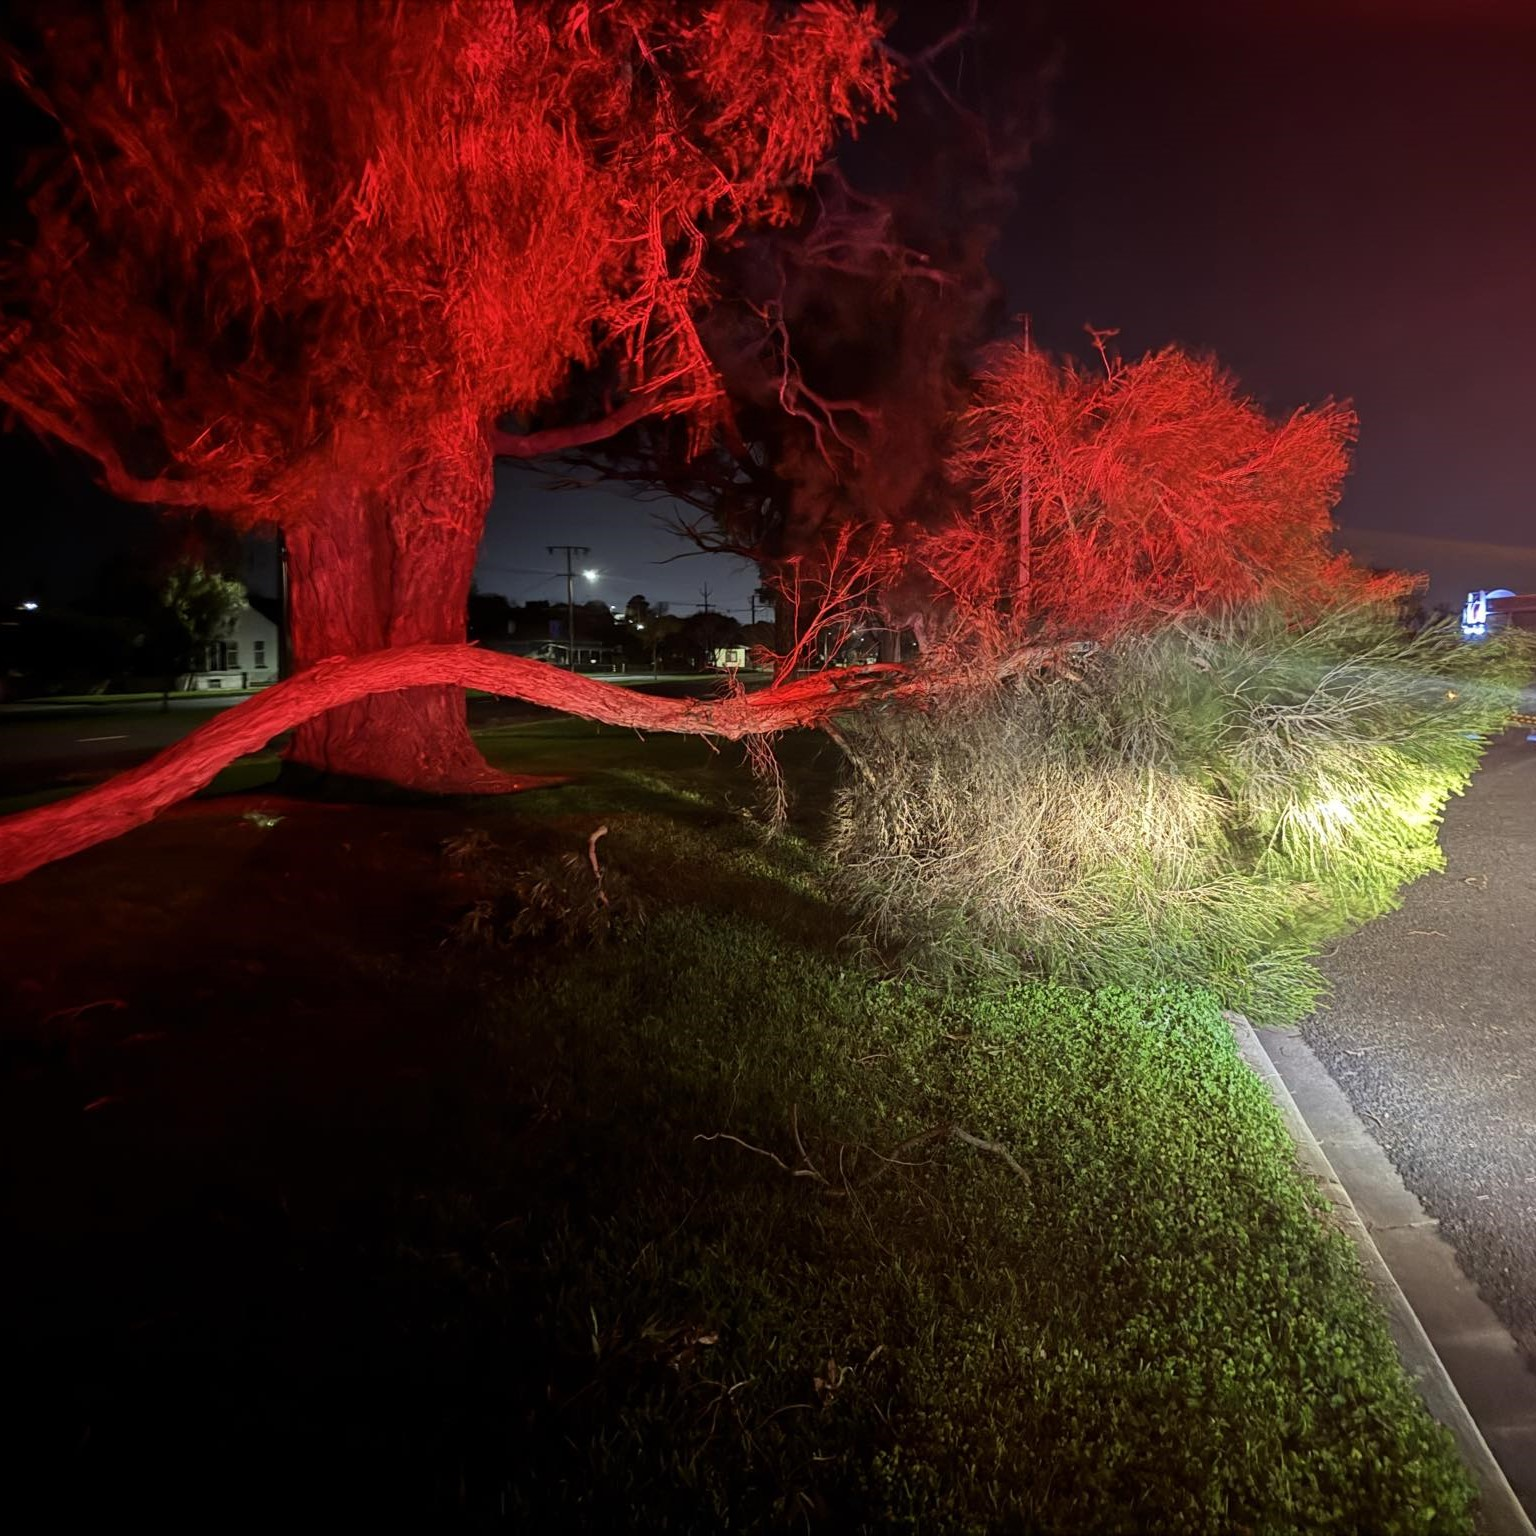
[[830, 604, 1531, 1022], [154, 561, 246, 680]]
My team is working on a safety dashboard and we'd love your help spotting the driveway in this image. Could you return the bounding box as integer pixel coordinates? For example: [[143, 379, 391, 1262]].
[[1303, 730, 1536, 1361]]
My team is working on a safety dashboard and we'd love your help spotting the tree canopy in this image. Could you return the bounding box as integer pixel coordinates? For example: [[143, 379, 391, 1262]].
[[1, 0, 894, 525], [913, 338, 1411, 648]]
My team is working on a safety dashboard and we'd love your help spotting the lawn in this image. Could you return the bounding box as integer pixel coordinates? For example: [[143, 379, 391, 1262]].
[[0, 721, 1474, 1529]]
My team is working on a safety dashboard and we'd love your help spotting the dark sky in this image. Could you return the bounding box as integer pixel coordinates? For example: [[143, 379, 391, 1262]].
[[999, 0, 1536, 602], [481, 0, 1536, 612], [6, 0, 1535, 612]]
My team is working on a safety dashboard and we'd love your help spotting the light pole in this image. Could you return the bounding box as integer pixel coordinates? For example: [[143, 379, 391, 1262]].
[[548, 544, 590, 670]]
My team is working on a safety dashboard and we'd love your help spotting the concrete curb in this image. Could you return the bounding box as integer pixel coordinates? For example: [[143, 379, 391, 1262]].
[[1227, 1012, 1535, 1536]]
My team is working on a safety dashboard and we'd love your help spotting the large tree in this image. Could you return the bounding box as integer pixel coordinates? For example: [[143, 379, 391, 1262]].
[[0, 0, 892, 788]]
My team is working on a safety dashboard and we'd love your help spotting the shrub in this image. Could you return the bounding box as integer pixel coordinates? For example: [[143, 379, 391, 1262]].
[[829, 604, 1530, 1022]]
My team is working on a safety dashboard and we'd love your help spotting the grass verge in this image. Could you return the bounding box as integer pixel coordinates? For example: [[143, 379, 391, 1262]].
[[0, 722, 1476, 1529]]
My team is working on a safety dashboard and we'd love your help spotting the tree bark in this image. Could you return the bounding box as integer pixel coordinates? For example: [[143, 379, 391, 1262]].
[[0, 644, 917, 885], [282, 449, 510, 792]]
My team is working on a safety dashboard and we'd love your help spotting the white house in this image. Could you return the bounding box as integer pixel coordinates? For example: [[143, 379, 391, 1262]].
[[179, 595, 280, 690]]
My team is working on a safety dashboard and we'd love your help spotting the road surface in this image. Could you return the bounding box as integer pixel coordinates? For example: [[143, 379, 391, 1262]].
[[1304, 729, 1536, 1362]]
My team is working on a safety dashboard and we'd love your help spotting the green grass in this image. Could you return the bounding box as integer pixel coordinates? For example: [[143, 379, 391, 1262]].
[[404, 734, 1474, 1531], [0, 719, 1478, 1527]]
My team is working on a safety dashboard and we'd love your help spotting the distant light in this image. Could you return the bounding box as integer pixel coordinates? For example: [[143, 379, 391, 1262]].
[[582, 568, 599, 582], [634, 622, 645, 631], [19, 601, 38, 611]]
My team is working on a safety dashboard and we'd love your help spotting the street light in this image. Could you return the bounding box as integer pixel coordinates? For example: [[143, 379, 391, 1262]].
[[582, 568, 599, 582], [19, 601, 38, 611]]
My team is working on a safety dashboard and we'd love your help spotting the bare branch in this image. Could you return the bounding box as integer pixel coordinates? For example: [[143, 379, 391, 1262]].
[[0, 386, 268, 517], [489, 393, 678, 460]]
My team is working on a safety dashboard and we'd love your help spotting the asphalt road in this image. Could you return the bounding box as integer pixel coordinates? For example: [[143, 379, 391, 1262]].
[[0, 695, 257, 790], [1304, 729, 1536, 1362]]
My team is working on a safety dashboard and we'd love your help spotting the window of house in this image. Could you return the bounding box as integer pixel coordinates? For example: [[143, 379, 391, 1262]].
[[226, 642, 239, 669], [253, 640, 266, 668]]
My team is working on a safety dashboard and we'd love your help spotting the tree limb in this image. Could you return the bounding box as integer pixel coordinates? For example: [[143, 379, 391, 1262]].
[[489, 394, 674, 460], [0, 644, 917, 885], [0, 386, 269, 517]]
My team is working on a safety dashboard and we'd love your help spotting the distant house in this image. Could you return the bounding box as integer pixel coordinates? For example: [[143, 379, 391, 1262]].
[[179, 594, 281, 690], [484, 637, 624, 671]]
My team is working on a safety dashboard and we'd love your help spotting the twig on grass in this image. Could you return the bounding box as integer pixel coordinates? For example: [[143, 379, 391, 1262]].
[[698, 1114, 1030, 1196], [949, 1127, 1031, 1183], [790, 1104, 826, 1185], [694, 1126, 830, 1186], [46, 998, 127, 1026], [587, 825, 610, 907]]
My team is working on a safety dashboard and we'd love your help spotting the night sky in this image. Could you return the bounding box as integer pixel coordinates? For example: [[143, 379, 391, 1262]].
[[6, 0, 1535, 613], [480, 0, 1536, 613], [1002, 0, 1536, 605]]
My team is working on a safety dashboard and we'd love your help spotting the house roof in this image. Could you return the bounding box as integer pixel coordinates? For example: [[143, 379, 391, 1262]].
[[246, 591, 281, 627]]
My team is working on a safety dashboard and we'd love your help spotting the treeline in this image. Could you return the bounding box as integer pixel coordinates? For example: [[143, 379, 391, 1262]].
[[466, 589, 777, 671]]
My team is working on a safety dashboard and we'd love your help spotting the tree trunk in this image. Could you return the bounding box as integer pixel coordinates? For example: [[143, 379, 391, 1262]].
[[282, 450, 513, 793]]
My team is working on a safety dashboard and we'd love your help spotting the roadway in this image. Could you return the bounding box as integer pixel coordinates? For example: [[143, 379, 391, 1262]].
[[1304, 729, 1536, 1363]]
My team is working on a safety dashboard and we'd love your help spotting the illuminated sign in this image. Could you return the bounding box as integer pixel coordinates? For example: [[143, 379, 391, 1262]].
[[1461, 588, 1517, 638], [1461, 590, 1487, 636]]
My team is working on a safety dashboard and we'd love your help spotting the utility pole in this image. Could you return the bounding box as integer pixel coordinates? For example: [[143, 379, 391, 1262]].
[[548, 544, 590, 670], [277, 531, 291, 680], [699, 582, 713, 614]]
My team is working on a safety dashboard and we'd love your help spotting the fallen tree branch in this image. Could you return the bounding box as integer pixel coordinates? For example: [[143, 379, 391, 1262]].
[[948, 1127, 1031, 1184], [0, 643, 919, 885]]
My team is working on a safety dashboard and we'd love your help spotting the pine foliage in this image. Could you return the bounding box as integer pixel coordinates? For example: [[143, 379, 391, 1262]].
[[830, 606, 1530, 1023]]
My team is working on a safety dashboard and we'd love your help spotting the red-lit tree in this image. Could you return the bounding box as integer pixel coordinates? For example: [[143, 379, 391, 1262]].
[[0, 0, 892, 789], [916, 336, 1411, 653], [550, 43, 1032, 662]]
